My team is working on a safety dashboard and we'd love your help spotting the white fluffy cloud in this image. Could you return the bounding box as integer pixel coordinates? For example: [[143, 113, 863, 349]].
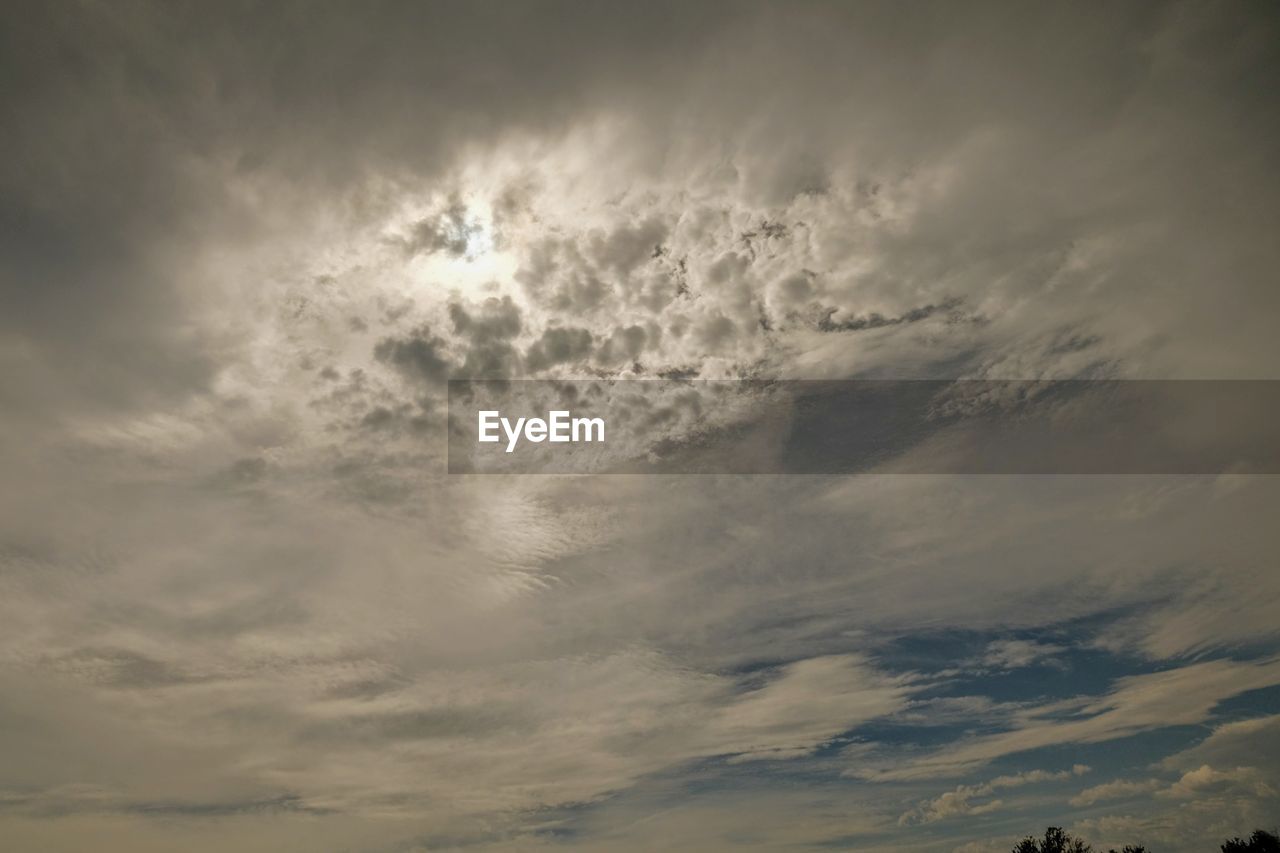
[[901, 766, 1090, 825]]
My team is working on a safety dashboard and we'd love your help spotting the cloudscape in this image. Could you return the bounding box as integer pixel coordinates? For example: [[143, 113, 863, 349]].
[[1, 2, 1278, 851]]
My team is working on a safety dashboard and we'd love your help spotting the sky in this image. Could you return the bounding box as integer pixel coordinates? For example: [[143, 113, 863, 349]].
[[1, 2, 1279, 851]]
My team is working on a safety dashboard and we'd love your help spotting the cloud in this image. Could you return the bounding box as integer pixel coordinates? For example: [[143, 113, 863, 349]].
[[1162, 714, 1280, 773], [0, 785, 330, 820], [373, 327, 453, 385], [449, 296, 524, 344], [981, 639, 1067, 670], [1071, 778, 1162, 807], [713, 655, 908, 761], [588, 216, 668, 275], [524, 326, 595, 373], [400, 197, 481, 259], [901, 765, 1089, 825], [812, 298, 965, 333], [2, 1, 1280, 851], [1159, 765, 1275, 801], [852, 657, 1280, 781]]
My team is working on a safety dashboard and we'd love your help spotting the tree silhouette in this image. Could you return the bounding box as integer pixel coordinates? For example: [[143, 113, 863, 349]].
[[1222, 830, 1280, 853], [1012, 827, 1093, 853], [1009, 824, 1280, 853]]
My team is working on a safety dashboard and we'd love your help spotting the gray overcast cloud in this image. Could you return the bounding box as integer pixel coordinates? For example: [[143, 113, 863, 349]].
[[1, 2, 1279, 852]]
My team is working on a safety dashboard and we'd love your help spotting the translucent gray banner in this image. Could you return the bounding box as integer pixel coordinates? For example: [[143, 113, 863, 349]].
[[447, 380, 1280, 474]]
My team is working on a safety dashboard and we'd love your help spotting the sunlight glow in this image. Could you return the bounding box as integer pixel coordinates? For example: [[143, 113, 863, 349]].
[[397, 196, 518, 299]]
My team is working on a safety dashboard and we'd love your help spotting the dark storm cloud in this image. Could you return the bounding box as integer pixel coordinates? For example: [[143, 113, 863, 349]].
[[359, 403, 431, 435], [371, 317, 522, 387], [525, 326, 595, 372], [458, 340, 521, 380], [449, 296, 523, 344], [373, 327, 452, 385]]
